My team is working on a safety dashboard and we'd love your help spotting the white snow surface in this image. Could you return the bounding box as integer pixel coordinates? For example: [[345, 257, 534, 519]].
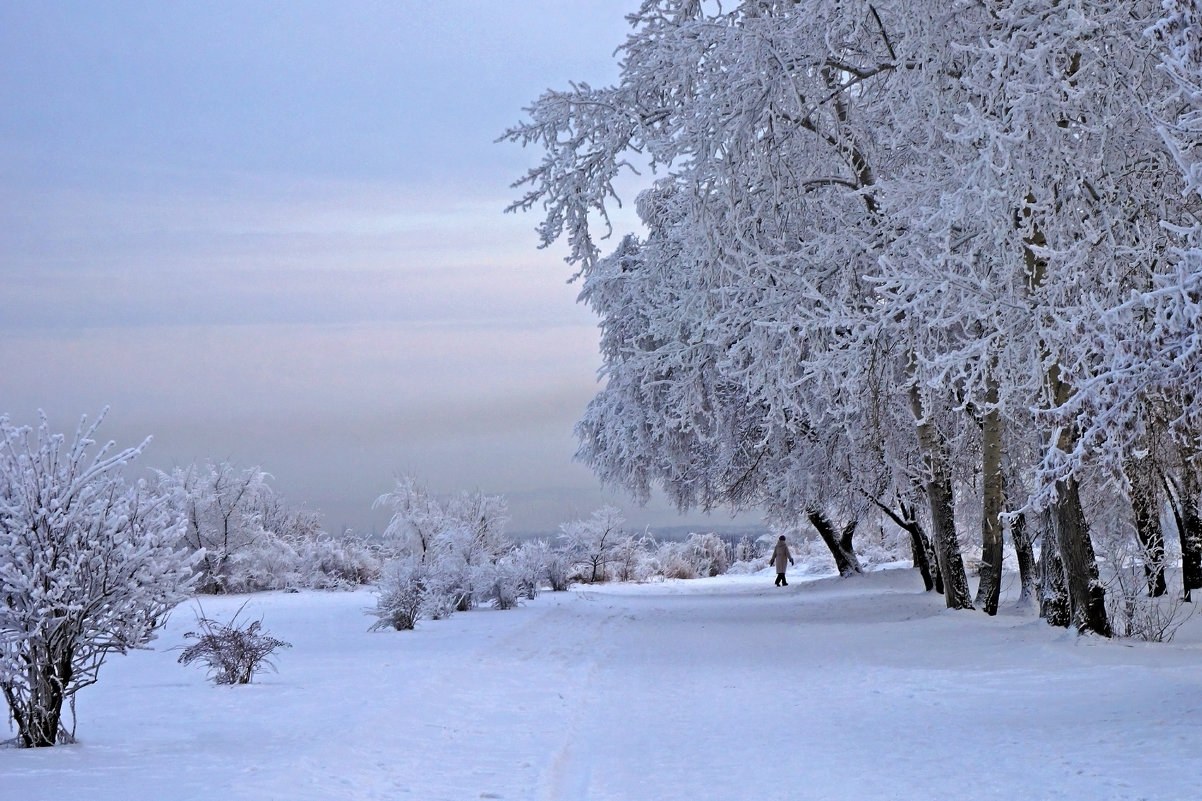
[[4, 568, 1201, 800]]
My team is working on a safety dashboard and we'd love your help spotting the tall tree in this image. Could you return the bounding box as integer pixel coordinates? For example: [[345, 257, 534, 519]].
[[506, 0, 972, 596]]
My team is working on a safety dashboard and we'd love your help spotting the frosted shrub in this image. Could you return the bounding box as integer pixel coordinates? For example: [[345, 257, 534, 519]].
[[650, 534, 732, 580], [685, 533, 732, 577], [510, 540, 550, 599], [1097, 524, 1193, 643], [612, 535, 654, 582], [422, 559, 473, 619], [544, 547, 573, 591], [656, 541, 699, 580], [475, 560, 522, 611], [177, 605, 291, 685], [844, 525, 911, 570], [1110, 586, 1194, 643], [162, 461, 377, 593], [224, 532, 302, 593], [370, 559, 426, 631], [216, 530, 382, 593], [734, 534, 761, 563], [0, 413, 195, 747], [296, 533, 382, 588]]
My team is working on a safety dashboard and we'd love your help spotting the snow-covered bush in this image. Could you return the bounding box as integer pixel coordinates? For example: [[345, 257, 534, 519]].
[[1095, 515, 1194, 643], [369, 558, 427, 631], [650, 533, 734, 580], [422, 557, 473, 619], [509, 539, 550, 599], [728, 533, 773, 574], [373, 477, 521, 620], [0, 413, 195, 747], [657, 547, 699, 580], [560, 506, 624, 583], [734, 534, 762, 563], [685, 532, 732, 578], [177, 605, 291, 684], [293, 533, 382, 588], [847, 525, 912, 570], [160, 462, 380, 593], [223, 531, 303, 593], [543, 545, 573, 592], [611, 534, 655, 582], [220, 530, 382, 593], [475, 559, 522, 611]]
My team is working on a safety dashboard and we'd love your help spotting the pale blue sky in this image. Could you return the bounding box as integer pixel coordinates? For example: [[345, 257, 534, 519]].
[[0, 2, 756, 534]]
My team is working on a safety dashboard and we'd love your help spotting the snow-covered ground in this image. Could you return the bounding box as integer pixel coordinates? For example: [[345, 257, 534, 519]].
[[4, 567, 1201, 801]]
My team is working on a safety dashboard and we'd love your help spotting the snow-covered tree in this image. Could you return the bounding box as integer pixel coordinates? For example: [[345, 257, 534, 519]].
[[559, 506, 625, 583], [369, 558, 427, 631], [374, 476, 513, 615], [505, 0, 959, 600], [0, 413, 194, 747], [158, 460, 272, 594], [373, 474, 446, 562], [881, 0, 1195, 630], [159, 462, 368, 593], [507, 0, 1202, 633]]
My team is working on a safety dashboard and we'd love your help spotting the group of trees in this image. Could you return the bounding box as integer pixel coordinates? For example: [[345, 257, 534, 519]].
[[505, 0, 1202, 636], [370, 476, 536, 629], [0, 413, 378, 747], [369, 480, 730, 630], [156, 460, 379, 595], [4, 411, 796, 746], [369, 479, 830, 630]]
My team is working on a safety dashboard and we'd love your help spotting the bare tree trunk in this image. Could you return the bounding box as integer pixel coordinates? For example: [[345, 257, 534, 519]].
[[806, 508, 863, 577], [1162, 467, 1202, 602], [2, 645, 72, 748], [1051, 477, 1111, 636], [908, 383, 973, 609], [1011, 512, 1037, 607], [976, 369, 1004, 615], [1126, 458, 1167, 598], [839, 520, 864, 574], [1037, 512, 1070, 627], [1042, 360, 1109, 635], [868, 494, 935, 591]]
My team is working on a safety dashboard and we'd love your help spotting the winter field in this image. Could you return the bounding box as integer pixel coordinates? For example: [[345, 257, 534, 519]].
[[3, 565, 1201, 801]]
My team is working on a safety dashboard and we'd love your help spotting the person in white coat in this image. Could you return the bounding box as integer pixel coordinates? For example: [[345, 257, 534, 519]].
[[769, 535, 794, 586]]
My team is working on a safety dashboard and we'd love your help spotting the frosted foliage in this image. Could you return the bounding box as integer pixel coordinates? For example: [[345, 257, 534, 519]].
[[157, 461, 272, 594], [0, 413, 194, 747], [559, 506, 625, 583], [1154, 0, 1202, 198], [372, 477, 516, 622], [369, 559, 427, 631], [655, 533, 732, 580], [374, 476, 509, 564], [159, 462, 376, 593], [506, 1, 995, 525], [507, 0, 1202, 558]]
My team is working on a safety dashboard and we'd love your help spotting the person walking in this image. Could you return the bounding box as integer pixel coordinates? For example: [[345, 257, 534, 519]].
[[769, 535, 794, 586]]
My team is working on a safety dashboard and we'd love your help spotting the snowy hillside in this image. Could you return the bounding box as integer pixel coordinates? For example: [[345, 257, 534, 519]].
[[4, 568, 1200, 800]]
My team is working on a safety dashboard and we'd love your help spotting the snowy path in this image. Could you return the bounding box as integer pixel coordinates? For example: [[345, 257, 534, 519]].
[[4, 569, 1202, 800]]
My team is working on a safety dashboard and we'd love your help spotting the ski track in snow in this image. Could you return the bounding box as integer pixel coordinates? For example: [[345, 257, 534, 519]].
[[3, 569, 1202, 800]]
